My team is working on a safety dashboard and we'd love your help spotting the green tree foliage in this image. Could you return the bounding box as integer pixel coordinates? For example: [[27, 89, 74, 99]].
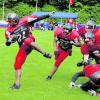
[[0, 0, 100, 24], [0, 7, 12, 20], [41, 4, 57, 12], [12, 2, 38, 18], [77, 4, 100, 24]]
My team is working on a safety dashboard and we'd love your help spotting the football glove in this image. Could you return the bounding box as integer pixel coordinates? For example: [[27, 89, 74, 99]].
[[43, 52, 52, 59], [5, 38, 12, 46], [88, 90, 97, 96], [69, 41, 74, 45]]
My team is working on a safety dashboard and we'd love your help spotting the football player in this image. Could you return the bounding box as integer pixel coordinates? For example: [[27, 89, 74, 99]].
[[46, 24, 81, 80], [5, 12, 54, 89], [69, 64, 100, 96], [77, 20, 100, 65]]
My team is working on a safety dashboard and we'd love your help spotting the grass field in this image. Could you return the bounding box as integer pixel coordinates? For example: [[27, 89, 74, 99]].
[[0, 28, 99, 100]]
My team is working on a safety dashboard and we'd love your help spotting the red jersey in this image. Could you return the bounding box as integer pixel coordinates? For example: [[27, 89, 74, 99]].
[[54, 27, 79, 51], [78, 26, 100, 43], [81, 41, 100, 57], [83, 64, 100, 77], [78, 26, 86, 38], [54, 27, 79, 40], [94, 28, 100, 43], [5, 16, 38, 46]]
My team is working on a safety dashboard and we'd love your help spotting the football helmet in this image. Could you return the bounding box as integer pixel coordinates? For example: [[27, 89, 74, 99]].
[[63, 24, 73, 31], [85, 20, 96, 29], [90, 71, 100, 85], [7, 13, 19, 26]]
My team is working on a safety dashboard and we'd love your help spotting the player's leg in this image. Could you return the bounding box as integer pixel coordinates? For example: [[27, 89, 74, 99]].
[[95, 57, 100, 64], [68, 71, 85, 88], [10, 44, 30, 89], [24, 38, 52, 58], [79, 81, 99, 96], [80, 81, 98, 91], [47, 50, 70, 80]]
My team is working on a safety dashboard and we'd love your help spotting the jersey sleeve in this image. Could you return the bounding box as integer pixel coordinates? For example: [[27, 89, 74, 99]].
[[94, 28, 100, 43], [78, 27, 86, 37], [28, 14, 50, 26], [5, 30, 11, 39], [54, 27, 63, 38], [80, 44, 89, 54], [20, 16, 38, 25], [83, 65, 99, 77], [70, 30, 80, 40]]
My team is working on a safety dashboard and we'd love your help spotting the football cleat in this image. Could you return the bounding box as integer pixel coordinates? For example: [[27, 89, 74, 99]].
[[68, 82, 76, 89], [43, 52, 52, 59], [77, 61, 83, 67], [10, 83, 20, 90], [46, 76, 52, 80], [88, 90, 97, 96]]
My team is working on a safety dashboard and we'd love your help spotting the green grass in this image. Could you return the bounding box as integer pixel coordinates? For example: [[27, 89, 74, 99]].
[[0, 28, 99, 100]]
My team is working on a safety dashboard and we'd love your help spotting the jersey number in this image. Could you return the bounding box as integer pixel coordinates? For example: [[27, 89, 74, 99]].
[[17, 31, 26, 43]]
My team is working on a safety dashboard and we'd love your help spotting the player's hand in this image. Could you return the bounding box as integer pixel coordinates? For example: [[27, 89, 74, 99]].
[[88, 90, 97, 96], [11, 34, 17, 43], [77, 61, 84, 67], [69, 41, 74, 45], [5, 38, 12, 46], [93, 50, 100, 57], [68, 82, 76, 89], [43, 52, 52, 59]]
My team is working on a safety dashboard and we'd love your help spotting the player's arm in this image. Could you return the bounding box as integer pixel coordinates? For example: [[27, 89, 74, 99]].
[[70, 38, 81, 47], [69, 71, 84, 88], [5, 31, 12, 46], [71, 71, 85, 83], [5, 31, 17, 46], [28, 12, 55, 26], [83, 54, 90, 65], [53, 37, 58, 50]]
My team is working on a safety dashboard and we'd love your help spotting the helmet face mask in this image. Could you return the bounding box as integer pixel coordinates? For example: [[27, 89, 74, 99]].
[[85, 25, 95, 29], [85, 32, 95, 45], [63, 29, 69, 34]]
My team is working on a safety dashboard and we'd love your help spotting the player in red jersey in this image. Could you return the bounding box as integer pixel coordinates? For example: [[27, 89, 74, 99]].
[[77, 31, 100, 67], [5, 12, 54, 89], [69, 64, 100, 96], [77, 20, 100, 65], [46, 24, 81, 80], [80, 37, 100, 64]]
